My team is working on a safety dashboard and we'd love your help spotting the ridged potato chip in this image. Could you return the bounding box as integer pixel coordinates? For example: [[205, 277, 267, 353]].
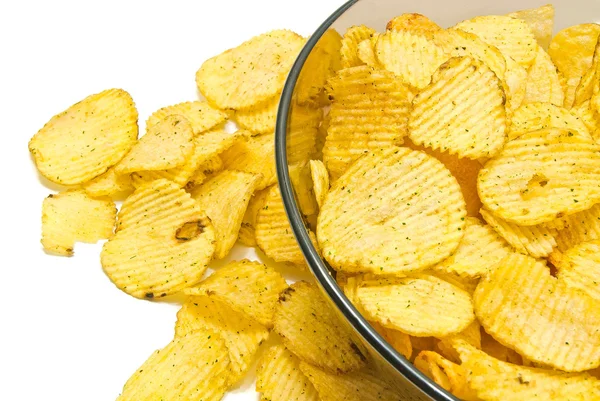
[[184, 259, 288, 327], [190, 170, 260, 258], [356, 36, 380, 68], [370, 322, 412, 359], [523, 47, 564, 106], [289, 161, 318, 217], [572, 100, 599, 142], [318, 147, 466, 274], [323, 66, 412, 179], [413, 351, 479, 401], [503, 55, 528, 115], [233, 95, 278, 135], [551, 240, 600, 301], [238, 188, 269, 247], [507, 4, 555, 51], [340, 25, 376, 68], [29, 88, 138, 185], [175, 297, 269, 382], [315, 111, 329, 160], [409, 56, 507, 160], [309, 159, 329, 209], [117, 329, 230, 401], [273, 281, 366, 373], [196, 30, 305, 109], [386, 13, 441, 37], [256, 344, 320, 401], [508, 102, 591, 141], [287, 106, 322, 165], [375, 30, 448, 89], [575, 39, 600, 106], [480, 208, 557, 258], [84, 165, 133, 197], [436, 320, 482, 364], [146, 101, 227, 135], [221, 132, 275, 190], [478, 128, 600, 226], [480, 329, 523, 365], [116, 115, 194, 175], [41, 190, 116, 256], [428, 270, 480, 296], [554, 204, 600, 251], [474, 253, 600, 372], [184, 154, 224, 190], [410, 336, 438, 355]]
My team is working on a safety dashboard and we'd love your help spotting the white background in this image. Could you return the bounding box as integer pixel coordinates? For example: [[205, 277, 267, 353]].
[[0, 1, 341, 399]]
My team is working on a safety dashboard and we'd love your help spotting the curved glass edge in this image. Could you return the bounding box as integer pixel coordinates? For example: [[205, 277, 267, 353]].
[[274, 2, 458, 401]]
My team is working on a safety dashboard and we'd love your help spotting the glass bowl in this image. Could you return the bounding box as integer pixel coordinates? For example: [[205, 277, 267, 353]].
[[275, 1, 600, 399]]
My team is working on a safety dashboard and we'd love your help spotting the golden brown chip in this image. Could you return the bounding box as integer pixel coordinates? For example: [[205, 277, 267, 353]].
[[409, 56, 507, 160], [554, 204, 600, 251], [84, 165, 133, 197], [196, 30, 305, 109], [221, 132, 276, 190], [145, 101, 227, 135], [386, 13, 442, 37], [474, 253, 600, 372], [340, 25, 376, 68], [309, 159, 329, 209], [273, 281, 366, 373], [523, 47, 564, 106], [289, 161, 318, 217], [237, 188, 269, 247], [413, 351, 479, 401], [507, 4, 555, 51], [508, 102, 592, 141], [41, 190, 116, 256], [117, 329, 230, 401], [233, 95, 278, 135], [29, 88, 138, 185], [370, 322, 412, 360], [551, 240, 600, 301]]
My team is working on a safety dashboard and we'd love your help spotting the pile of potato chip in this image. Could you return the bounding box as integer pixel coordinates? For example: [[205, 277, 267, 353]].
[[29, 3, 600, 400]]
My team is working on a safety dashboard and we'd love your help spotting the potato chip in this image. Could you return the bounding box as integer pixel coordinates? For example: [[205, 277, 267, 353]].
[[340, 25, 376, 68], [287, 106, 322, 165], [474, 253, 600, 372], [551, 240, 600, 301], [410, 336, 438, 355], [508, 102, 591, 141], [478, 128, 600, 226], [274, 281, 366, 373], [29, 88, 138, 185], [318, 147, 466, 274], [503, 55, 528, 115], [190, 170, 261, 258], [146, 101, 227, 135], [84, 165, 133, 197], [175, 297, 269, 382], [116, 115, 194, 175], [454, 340, 600, 401], [375, 30, 448, 89], [455, 15, 538, 68], [480, 330, 523, 365], [480, 208, 557, 258], [256, 345, 320, 401], [507, 4, 555, 51], [386, 13, 442, 37], [436, 320, 482, 364], [574, 39, 600, 106], [183, 259, 288, 327], [409, 56, 507, 160], [523, 47, 564, 106], [356, 36, 380, 69], [572, 100, 599, 142], [289, 161, 318, 217], [309, 159, 329, 209], [237, 188, 269, 247], [554, 204, 600, 251], [413, 351, 479, 401], [323, 66, 412, 180], [233, 95, 278, 135], [221, 132, 276, 190], [427, 270, 480, 296], [366, 322, 412, 360], [41, 190, 116, 256], [196, 30, 305, 109], [117, 329, 230, 401], [315, 111, 329, 160]]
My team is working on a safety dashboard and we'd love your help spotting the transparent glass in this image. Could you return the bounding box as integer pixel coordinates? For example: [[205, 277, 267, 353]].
[[275, 1, 600, 399]]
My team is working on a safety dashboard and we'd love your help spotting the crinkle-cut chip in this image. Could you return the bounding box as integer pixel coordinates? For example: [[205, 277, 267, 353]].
[[101, 215, 215, 299], [474, 253, 600, 372], [386, 13, 441, 37], [574, 39, 600, 106], [551, 240, 600, 301], [116, 115, 194, 175], [116, 329, 230, 401], [436, 320, 482, 364], [28, 88, 138, 185], [238, 188, 269, 247], [323, 66, 412, 180], [478, 128, 600, 226], [340, 25, 376, 68], [196, 30, 305, 109], [409, 56, 507, 160], [145, 101, 227, 135], [454, 15, 538, 68], [84, 165, 133, 197], [315, 112, 329, 160], [433, 217, 512, 278], [190, 170, 260, 259], [554, 204, 600, 251], [523, 47, 564, 106], [221, 132, 275, 190], [480, 330, 523, 365], [289, 162, 318, 217], [256, 345, 320, 401], [503, 55, 528, 115], [410, 337, 438, 355], [454, 340, 600, 401], [480, 208, 557, 258], [274, 281, 366, 373], [355, 274, 475, 337], [428, 270, 479, 295], [508, 102, 592, 141], [309, 160, 329, 209], [572, 100, 599, 141], [183, 259, 288, 327], [319, 28, 344, 71], [41, 190, 116, 256], [507, 4, 555, 51], [375, 30, 448, 89], [318, 147, 466, 274], [175, 297, 269, 383], [370, 322, 412, 359], [287, 106, 322, 165], [356, 36, 380, 69], [413, 351, 479, 401], [198, 154, 224, 175], [233, 95, 278, 135]]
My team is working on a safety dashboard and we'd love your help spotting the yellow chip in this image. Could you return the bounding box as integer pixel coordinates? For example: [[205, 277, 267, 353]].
[[433, 217, 512, 278], [409, 56, 507, 160], [183, 259, 288, 327], [554, 204, 600, 251], [572, 100, 599, 142], [273, 281, 366, 373], [116, 115, 194, 175], [574, 39, 600, 106], [340, 25, 376, 68], [480, 329, 523, 365], [256, 345, 320, 401], [375, 30, 448, 89], [117, 329, 230, 401], [503, 55, 528, 115], [145, 101, 227, 135], [436, 320, 482, 364], [309, 159, 329, 209], [323, 66, 412, 180], [410, 336, 438, 355], [413, 351, 479, 401], [371, 322, 412, 359], [356, 36, 380, 68], [318, 147, 466, 275], [289, 161, 318, 217], [508, 102, 592, 141], [237, 188, 269, 247], [196, 29, 305, 109], [287, 106, 322, 165], [474, 253, 600, 372], [175, 297, 269, 383], [185, 154, 225, 190], [233, 95, 278, 135], [478, 128, 600, 226], [41, 190, 116, 256], [221, 132, 276, 190], [190, 170, 261, 259], [427, 270, 480, 296], [84, 165, 133, 198], [507, 4, 555, 51], [454, 340, 600, 401], [29, 88, 138, 185], [523, 47, 564, 106], [315, 111, 329, 160], [386, 13, 442, 37], [454, 15, 538, 68], [480, 208, 557, 258], [551, 240, 600, 301]]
